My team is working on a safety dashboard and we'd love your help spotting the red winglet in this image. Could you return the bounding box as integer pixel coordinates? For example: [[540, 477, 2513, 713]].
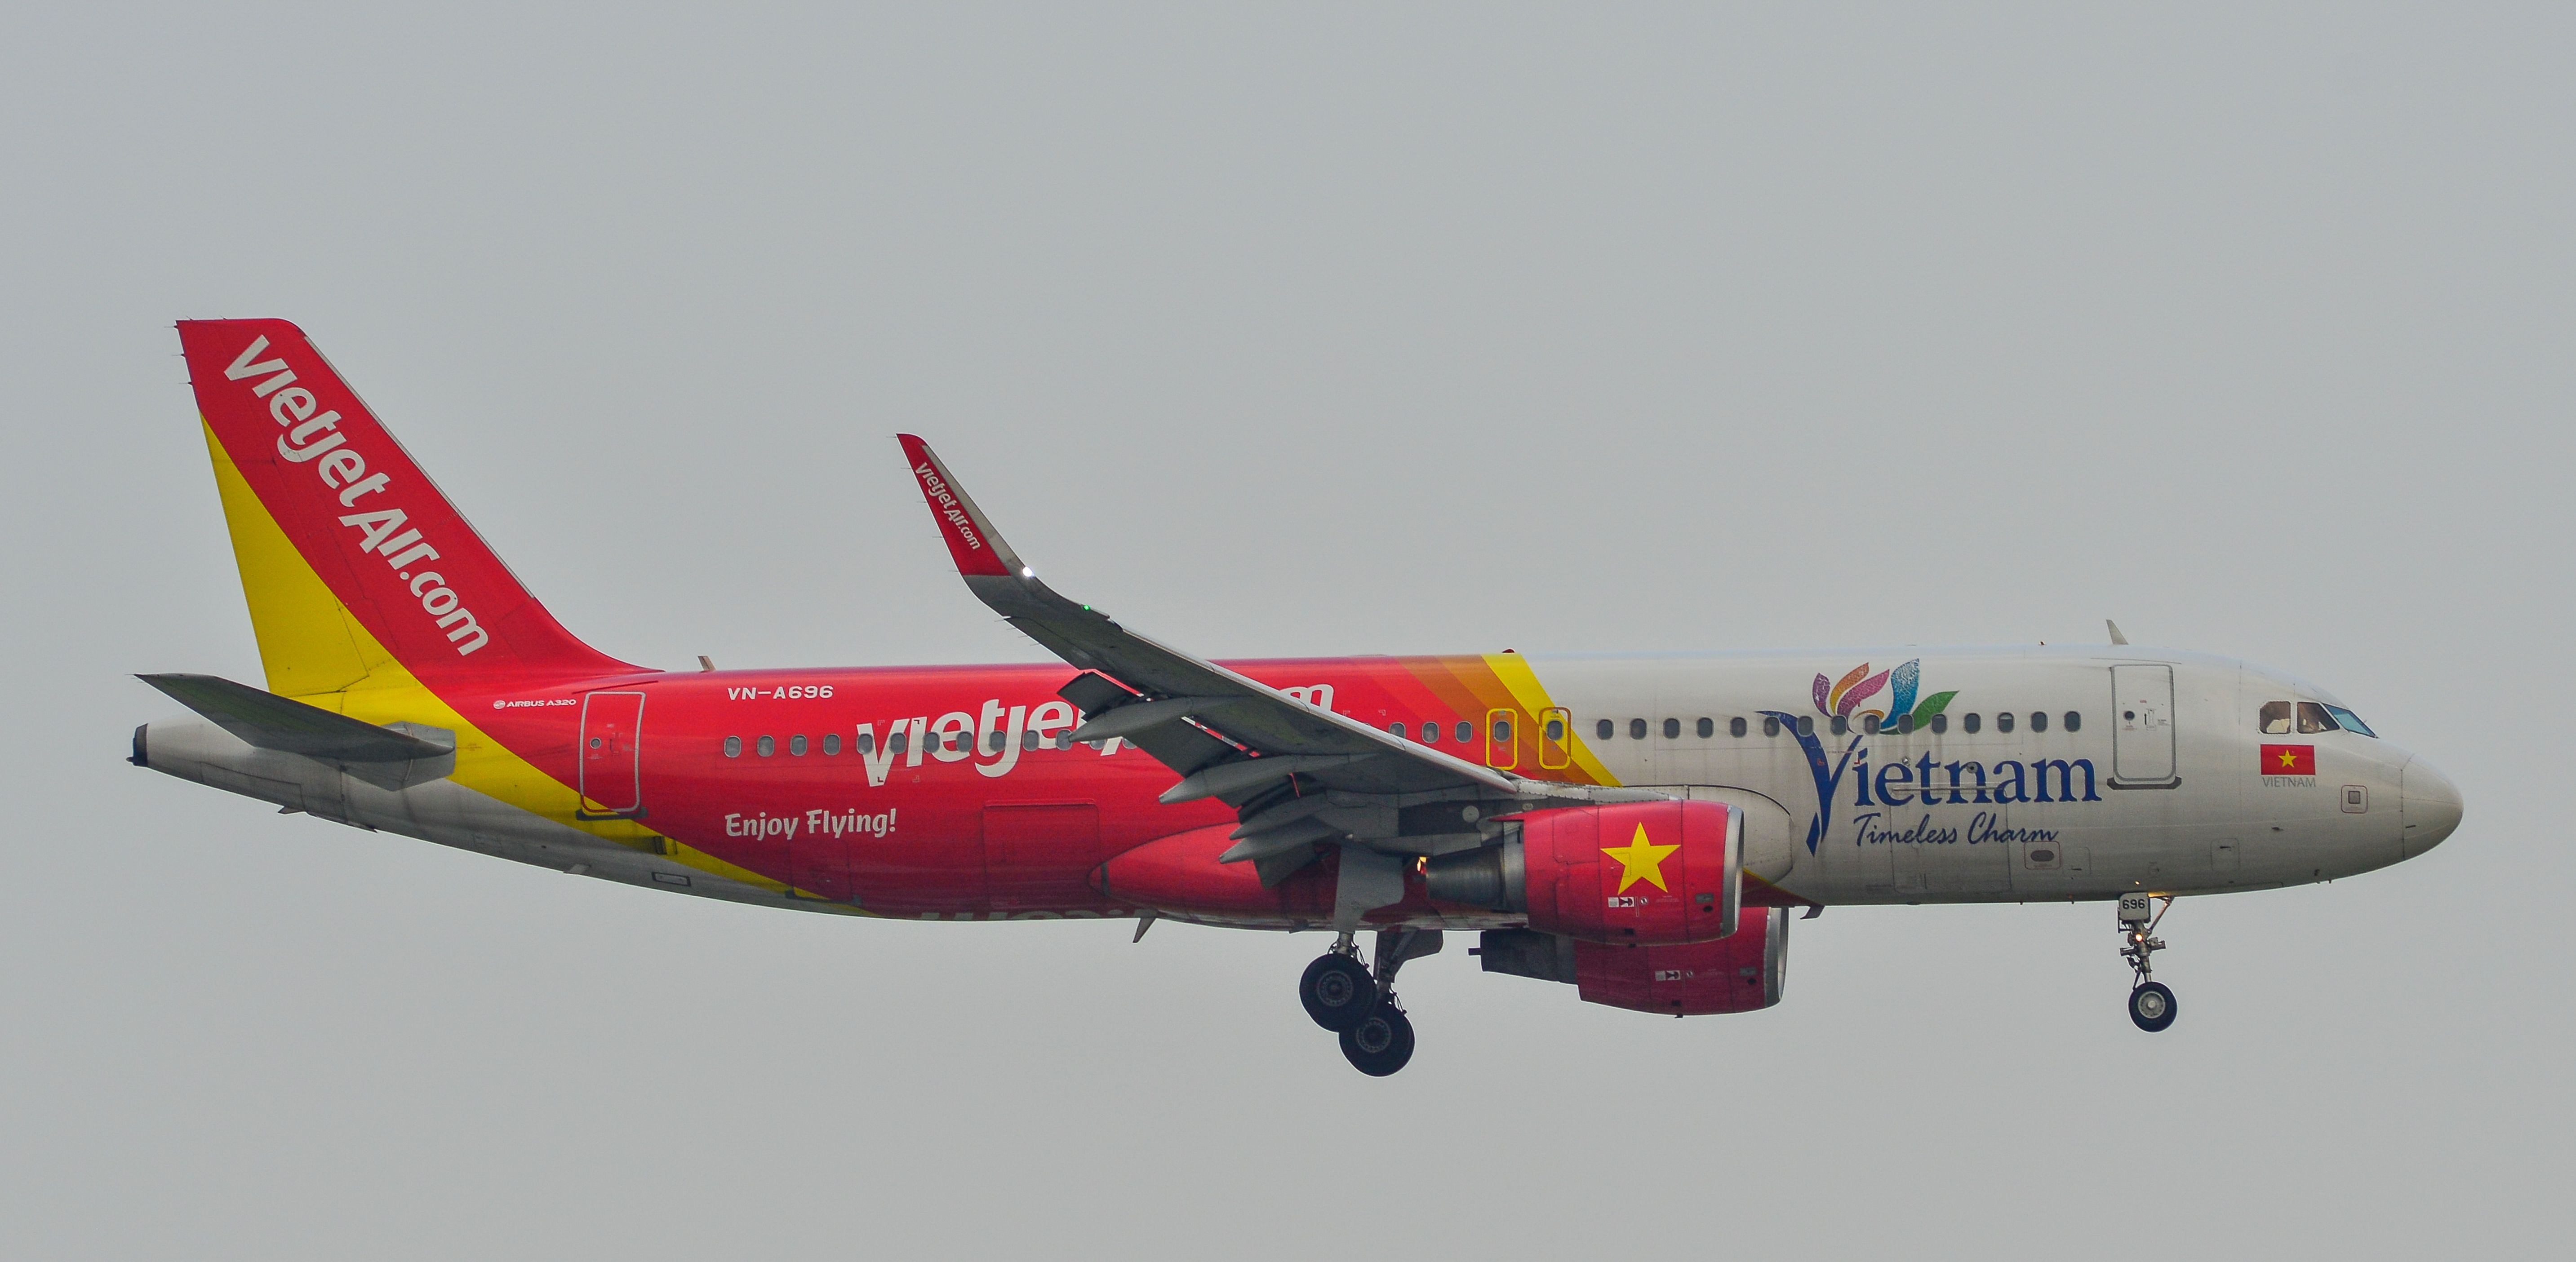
[[896, 434, 1020, 578]]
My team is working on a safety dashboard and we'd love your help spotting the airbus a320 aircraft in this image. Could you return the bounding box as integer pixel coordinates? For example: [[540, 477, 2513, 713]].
[[133, 319, 2465, 1075]]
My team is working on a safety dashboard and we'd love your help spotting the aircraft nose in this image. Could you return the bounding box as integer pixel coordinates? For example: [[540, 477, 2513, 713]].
[[2401, 758, 2464, 857]]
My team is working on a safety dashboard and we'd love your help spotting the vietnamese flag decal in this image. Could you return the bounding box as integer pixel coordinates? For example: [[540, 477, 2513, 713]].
[[2261, 744, 2316, 775]]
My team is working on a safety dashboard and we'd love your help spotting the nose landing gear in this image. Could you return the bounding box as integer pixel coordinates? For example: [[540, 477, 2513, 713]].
[[2118, 893, 2178, 1032]]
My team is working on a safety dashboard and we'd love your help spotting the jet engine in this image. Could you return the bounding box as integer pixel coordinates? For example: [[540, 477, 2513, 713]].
[[1421, 799, 1741, 945], [1475, 906, 1790, 1015]]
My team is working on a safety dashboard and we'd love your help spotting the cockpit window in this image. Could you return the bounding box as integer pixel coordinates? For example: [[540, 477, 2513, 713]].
[[2296, 702, 2337, 734], [2323, 704, 2377, 737], [2259, 701, 2293, 735]]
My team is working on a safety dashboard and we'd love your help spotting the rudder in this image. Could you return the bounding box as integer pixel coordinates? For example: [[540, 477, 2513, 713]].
[[178, 319, 638, 694]]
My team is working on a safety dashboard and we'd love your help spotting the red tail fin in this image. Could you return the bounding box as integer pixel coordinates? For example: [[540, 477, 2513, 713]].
[[178, 319, 640, 687]]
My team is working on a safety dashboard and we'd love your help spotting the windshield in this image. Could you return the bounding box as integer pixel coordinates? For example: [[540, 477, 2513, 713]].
[[2323, 704, 2377, 737]]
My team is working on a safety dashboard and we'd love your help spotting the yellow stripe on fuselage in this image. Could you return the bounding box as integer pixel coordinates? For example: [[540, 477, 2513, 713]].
[[1482, 651, 1621, 786]]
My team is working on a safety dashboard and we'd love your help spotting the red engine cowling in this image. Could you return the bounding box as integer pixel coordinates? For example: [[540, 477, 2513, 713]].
[[1424, 800, 1741, 945], [1476, 906, 1790, 1016]]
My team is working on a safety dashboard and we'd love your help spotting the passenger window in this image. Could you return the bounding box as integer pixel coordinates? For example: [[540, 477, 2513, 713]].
[[822, 734, 840, 756], [1421, 722, 1440, 743], [756, 735, 775, 757], [1663, 718, 1680, 739], [1730, 717, 1748, 737], [2064, 711, 2081, 733], [1597, 719, 1615, 740], [2324, 704, 2377, 738], [1544, 717, 1564, 742], [1963, 713, 1980, 734], [1795, 716, 1814, 737], [1861, 715, 1879, 735], [2259, 701, 2293, 735], [889, 732, 908, 754], [987, 730, 1006, 753], [2030, 712, 2047, 733], [1997, 712, 2015, 734], [1457, 721, 1474, 744], [1629, 718, 1647, 739], [724, 735, 742, 758], [1388, 722, 1406, 737], [1697, 717, 1714, 738], [1056, 732, 1075, 749], [1831, 715, 1849, 735], [1762, 716, 1781, 737], [856, 732, 875, 753], [1929, 713, 1946, 734], [2297, 702, 2336, 735], [789, 734, 808, 756], [1492, 719, 1511, 743], [1899, 714, 1915, 734]]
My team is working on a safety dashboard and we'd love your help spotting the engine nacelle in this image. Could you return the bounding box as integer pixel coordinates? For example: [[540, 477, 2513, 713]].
[[1423, 800, 1740, 945], [1477, 906, 1790, 1015]]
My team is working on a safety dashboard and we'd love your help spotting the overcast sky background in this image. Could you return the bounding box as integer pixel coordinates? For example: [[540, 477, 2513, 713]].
[[2, 4, 2567, 1257]]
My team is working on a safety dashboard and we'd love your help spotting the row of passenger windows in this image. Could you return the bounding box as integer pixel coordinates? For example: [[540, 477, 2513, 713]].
[[722, 701, 2371, 761], [1389, 719, 1512, 743], [1374, 710, 2083, 746], [2259, 700, 2375, 737], [1590, 711, 2081, 740], [722, 730, 1083, 758]]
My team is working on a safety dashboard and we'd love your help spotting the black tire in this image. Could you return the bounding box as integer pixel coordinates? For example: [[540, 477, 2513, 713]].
[[1300, 954, 1379, 1032], [2128, 981, 2178, 1032], [1339, 1005, 1416, 1076]]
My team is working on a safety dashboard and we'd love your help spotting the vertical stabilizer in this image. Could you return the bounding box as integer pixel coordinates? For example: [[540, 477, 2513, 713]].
[[178, 319, 639, 695]]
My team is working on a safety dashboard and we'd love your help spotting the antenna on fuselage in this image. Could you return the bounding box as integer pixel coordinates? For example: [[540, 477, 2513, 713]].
[[2106, 620, 2129, 646]]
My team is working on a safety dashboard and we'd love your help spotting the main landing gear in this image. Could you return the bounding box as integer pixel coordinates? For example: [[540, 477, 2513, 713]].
[[1298, 929, 1439, 1075], [2118, 893, 2178, 1033], [1299, 949, 1377, 1031]]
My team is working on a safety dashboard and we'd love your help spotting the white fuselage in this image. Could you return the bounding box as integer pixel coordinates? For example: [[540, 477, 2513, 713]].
[[1528, 645, 2458, 905]]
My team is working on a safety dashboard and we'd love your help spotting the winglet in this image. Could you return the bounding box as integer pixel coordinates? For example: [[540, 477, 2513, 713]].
[[897, 435, 1024, 579], [2107, 619, 2129, 646]]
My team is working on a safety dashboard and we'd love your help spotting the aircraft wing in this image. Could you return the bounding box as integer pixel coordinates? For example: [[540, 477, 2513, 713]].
[[896, 436, 1642, 843]]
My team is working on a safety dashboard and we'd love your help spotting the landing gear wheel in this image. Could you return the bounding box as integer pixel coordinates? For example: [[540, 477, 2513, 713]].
[[2128, 981, 2177, 1033], [1339, 1005, 1416, 1076], [1300, 953, 1379, 1032], [2114, 893, 2178, 1032]]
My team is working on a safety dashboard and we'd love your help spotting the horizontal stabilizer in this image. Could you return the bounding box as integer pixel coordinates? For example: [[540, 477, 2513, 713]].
[[137, 673, 456, 790]]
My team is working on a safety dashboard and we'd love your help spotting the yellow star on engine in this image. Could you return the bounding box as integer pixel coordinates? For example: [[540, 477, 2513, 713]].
[[1602, 823, 1681, 894]]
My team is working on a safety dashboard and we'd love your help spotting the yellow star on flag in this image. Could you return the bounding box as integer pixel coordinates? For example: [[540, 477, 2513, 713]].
[[1601, 823, 1681, 894], [2278, 749, 2299, 768]]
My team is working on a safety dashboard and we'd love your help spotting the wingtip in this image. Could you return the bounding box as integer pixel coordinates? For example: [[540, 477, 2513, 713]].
[[896, 434, 1022, 579]]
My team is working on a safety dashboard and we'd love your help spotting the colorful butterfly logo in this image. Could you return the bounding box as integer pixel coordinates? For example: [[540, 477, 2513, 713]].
[[1812, 658, 1958, 730]]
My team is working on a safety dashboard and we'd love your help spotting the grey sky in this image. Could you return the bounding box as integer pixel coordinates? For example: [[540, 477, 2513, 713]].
[[3, 4, 2567, 1257]]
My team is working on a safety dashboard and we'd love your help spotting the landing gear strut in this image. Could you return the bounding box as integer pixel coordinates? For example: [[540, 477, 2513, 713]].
[[2118, 893, 2178, 1033]]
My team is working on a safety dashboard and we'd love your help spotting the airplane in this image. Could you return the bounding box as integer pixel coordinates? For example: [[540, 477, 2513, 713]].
[[132, 318, 2465, 1075]]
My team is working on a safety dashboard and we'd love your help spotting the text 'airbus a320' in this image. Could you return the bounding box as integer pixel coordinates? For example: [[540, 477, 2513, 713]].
[[132, 319, 2464, 1074]]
